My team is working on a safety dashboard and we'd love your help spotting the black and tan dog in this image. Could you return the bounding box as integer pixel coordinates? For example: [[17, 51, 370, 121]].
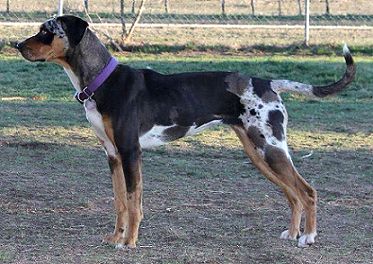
[[16, 15, 356, 249]]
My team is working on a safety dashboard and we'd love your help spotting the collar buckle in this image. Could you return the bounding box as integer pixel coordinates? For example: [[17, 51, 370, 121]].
[[73, 57, 118, 104]]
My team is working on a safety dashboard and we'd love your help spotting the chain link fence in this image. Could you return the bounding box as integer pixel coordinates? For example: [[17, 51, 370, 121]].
[[1, 0, 373, 52]]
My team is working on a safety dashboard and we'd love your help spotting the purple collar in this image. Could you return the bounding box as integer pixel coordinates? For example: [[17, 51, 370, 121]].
[[75, 57, 118, 104]]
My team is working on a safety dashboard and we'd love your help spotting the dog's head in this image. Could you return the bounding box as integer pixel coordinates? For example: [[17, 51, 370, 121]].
[[16, 15, 88, 64]]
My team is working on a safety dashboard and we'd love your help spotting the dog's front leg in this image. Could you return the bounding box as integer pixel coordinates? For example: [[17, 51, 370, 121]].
[[83, 101, 131, 248], [103, 154, 130, 248], [112, 111, 143, 248], [120, 148, 143, 248], [103, 146, 143, 249]]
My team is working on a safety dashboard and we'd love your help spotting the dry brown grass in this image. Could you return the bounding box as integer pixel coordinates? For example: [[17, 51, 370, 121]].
[[2, 22, 373, 52], [2, 0, 373, 15]]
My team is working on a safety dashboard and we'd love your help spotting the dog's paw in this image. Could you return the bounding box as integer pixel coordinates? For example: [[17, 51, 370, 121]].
[[114, 243, 125, 249], [125, 242, 136, 249], [280, 230, 298, 241], [114, 242, 136, 250], [102, 233, 121, 244], [298, 232, 317, 247], [102, 234, 137, 249], [102, 233, 125, 248]]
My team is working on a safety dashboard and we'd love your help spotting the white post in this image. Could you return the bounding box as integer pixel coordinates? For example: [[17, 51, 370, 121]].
[[304, 0, 310, 46], [58, 0, 64, 16]]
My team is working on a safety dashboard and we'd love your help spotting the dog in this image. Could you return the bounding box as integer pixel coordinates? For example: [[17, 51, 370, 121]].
[[16, 15, 356, 249]]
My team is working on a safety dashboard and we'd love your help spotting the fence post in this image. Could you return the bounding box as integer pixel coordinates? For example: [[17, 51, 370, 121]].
[[304, 0, 310, 46], [278, 0, 282, 16], [6, 0, 10, 13], [58, 0, 64, 16], [120, 0, 126, 41], [84, 0, 89, 13], [250, 0, 255, 15], [132, 0, 136, 14], [325, 0, 330, 15], [221, 0, 225, 15], [164, 0, 169, 14], [297, 0, 302, 15]]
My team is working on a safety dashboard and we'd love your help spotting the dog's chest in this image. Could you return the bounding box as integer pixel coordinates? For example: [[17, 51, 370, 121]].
[[84, 100, 116, 157]]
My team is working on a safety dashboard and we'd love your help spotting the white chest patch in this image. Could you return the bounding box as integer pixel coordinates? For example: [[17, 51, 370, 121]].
[[64, 67, 81, 92], [84, 100, 117, 157]]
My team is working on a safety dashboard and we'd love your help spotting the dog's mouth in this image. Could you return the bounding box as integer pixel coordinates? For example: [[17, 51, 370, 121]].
[[18, 47, 46, 62]]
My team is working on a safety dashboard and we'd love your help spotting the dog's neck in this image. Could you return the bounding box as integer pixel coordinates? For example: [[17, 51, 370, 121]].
[[64, 28, 112, 92]]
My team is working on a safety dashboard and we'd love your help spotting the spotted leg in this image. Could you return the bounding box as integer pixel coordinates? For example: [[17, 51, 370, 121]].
[[232, 125, 317, 247]]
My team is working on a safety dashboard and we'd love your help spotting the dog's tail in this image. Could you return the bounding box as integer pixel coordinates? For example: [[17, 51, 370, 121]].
[[271, 44, 356, 98]]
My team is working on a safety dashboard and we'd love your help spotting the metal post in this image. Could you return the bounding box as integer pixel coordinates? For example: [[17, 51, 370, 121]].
[[304, 0, 310, 46], [58, 0, 64, 16], [164, 0, 169, 14], [221, 0, 225, 15], [6, 0, 10, 14], [84, 0, 89, 13]]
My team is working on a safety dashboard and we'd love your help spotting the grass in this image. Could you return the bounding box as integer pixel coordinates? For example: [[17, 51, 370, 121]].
[[4, 10, 373, 26], [2, 1, 373, 60], [0, 52, 373, 263]]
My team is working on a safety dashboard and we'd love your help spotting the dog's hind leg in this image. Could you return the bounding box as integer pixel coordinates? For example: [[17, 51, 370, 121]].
[[264, 145, 317, 247], [231, 125, 317, 247]]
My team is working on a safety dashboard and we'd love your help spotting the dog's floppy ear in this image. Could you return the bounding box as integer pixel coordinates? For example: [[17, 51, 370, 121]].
[[57, 15, 88, 47]]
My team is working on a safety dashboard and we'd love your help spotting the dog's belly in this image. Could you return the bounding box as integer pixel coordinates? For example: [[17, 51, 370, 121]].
[[139, 120, 222, 149]]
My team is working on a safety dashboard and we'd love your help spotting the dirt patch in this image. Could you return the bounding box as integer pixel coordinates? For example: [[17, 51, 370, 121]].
[[0, 139, 372, 264], [1, 141, 56, 149]]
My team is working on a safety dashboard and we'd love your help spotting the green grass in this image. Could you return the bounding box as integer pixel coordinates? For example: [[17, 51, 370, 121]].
[[1, 52, 372, 158], [1, 52, 372, 100], [1, 53, 373, 147]]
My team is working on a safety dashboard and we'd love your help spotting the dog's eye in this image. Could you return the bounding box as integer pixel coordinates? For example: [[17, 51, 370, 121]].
[[40, 29, 48, 35]]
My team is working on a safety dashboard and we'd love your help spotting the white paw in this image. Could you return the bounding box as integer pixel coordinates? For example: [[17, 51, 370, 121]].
[[115, 243, 125, 249], [298, 232, 317, 247], [280, 230, 297, 240]]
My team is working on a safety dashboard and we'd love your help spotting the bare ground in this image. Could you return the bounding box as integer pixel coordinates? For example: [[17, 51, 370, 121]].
[[0, 130, 372, 263]]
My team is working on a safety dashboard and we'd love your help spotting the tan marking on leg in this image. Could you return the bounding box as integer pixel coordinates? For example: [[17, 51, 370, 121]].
[[124, 159, 143, 248], [103, 154, 130, 246], [232, 125, 317, 244], [102, 115, 115, 143], [102, 115, 143, 248], [264, 145, 317, 244], [231, 125, 286, 187], [281, 190, 302, 239], [100, 116, 130, 246]]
